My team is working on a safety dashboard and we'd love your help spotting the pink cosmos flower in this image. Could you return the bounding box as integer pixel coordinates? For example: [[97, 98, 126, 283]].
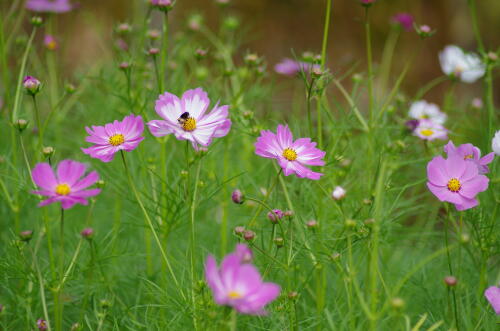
[[82, 114, 145, 162], [274, 58, 319, 77], [426, 154, 489, 211], [484, 286, 500, 314], [444, 141, 494, 174], [44, 35, 58, 51], [413, 119, 448, 141], [26, 0, 73, 13], [391, 13, 414, 31], [147, 88, 231, 149], [204, 244, 280, 315], [255, 125, 325, 180], [32, 160, 101, 209]]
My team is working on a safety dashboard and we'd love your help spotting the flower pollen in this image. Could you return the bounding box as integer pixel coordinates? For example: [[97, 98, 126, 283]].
[[464, 154, 473, 159], [109, 133, 125, 146], [182, 117, 197, 131], [228, 291, 243, 299], [420, 129, 434, 137], [447, 178, 461, 192], [282, 148, 297, 161], [55, 183, 71, 196]]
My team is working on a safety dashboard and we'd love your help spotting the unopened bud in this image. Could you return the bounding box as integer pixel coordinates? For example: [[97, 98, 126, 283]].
[[148, 48, 160, 56], [332, 186, 346, 200], [244, 53, 260, 66], [330, 252, 341, 261], [223, 16, 239, 31], [81, 228, 94, 239], [234, 226, 245, 236], [274, 237, 284, 247], [150, 0, 173, 12], [243, 230, 255, 241], [284, 210, 294, 218], [267, 209, 284, 223], [306, 219, 318, 228], [460, 233, 470, 244], [391, 297, 405, 309], [23, 76, 41, 95], [344, 219, 356, 229], [444, 276, 458, 287], [15, 119, 28, 132], [231, 189, 244, 204], [487, 52, 498, 62], [71, 322, 82, 331], [42, 146, 55, 158], [119, 62, 131, 70], [195, 48, 208, 60], [31, 16, 43, 27], [147, 29, 160, 40], [116, 23, 132, 35], [287, 291, 298, 300], [96, 180, 105, 189], [100, 299, 111, 309], [19, 230, 33, 242], [65, 83, 76, 94], [471, 98, 483, 110]]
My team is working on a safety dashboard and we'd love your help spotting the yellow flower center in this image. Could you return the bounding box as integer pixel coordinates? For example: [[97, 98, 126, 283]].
[[55, 183, 71, 196], [420, 129, 434, 137], [447, 178, 461, 192], [109, 133, 125, 146], [228, 291, 242, 299], [464, 154, 473, 160], [182, 117, 197, 131], [420, 115, 429, 119], [454, 65, 464, 74], [282, 148, 297, 161], [47, 41, 57, 50]]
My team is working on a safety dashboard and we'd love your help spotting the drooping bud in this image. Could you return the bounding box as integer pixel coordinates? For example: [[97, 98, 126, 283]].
[[231, 189, 244, 204], [267, 209, 284, 223], [23, 76, 41, 95]]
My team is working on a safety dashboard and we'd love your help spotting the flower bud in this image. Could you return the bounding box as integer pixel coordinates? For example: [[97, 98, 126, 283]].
[[23, 76, 41, 95], [65, 83, 76, 94], [100, 299, 111, 309], [444, 276, 457, 287], [96, 180, 105, 189], [119, 62, 131, 70], [391, 297, 405, 309], [15, 119, 29, 132], [19, 230, 33, 242], [311, 67, 323, 79], [352, 73, 363, 83], [231, 189, 244, 204], [147, 29, 160, 40], [150, 0, 173, 12], [116, 23, 132, 35], [287, 291, 298, 300], [332, 186, 346, 201], [148, 48, 160, 56], [244, 53, 260, 66], [362, 198, 372, 205], [42, 146, 55, 158], [37, 319, 48, 331], [267, 209, 284, 223], [416, 25, 434, 38], [243, 230, 255, 241], [274, 237, 284, 247], [44, 34, 57, 51], [234, 226, 245, 236], [223, 16, 239, 31], [360, 0, 376, 7], [460, 233, 470, 244], [364, 218, 375, 227], [471, 98, 483, 110], [188, 14, 203, 31], [31, 16, 43, 27], [195, 48, 208, 60], [81, 228, 94, 239], [71, 323, 82, 331], [487, 51, 498, 62], [306, 219, 318, 229], [330, 252, 341, 261], [344, 219, 356, 229], [284, 210, 294, 218]]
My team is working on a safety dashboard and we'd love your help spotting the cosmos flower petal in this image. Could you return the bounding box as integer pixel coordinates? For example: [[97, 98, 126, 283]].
[[426, 182, 464, 204], [32, 163, 57, 190], [155, 91, 184, 124], [455, 198, 478, 211], [57, 160, 86, 186], [427, 156, 449, 186], [181, 88, 210, 119], [147, 120, 174, 137], [484, 286, 500, 314], [237, 283, 281, 315], [460, 175, 489, 199], [72, 171, 99, 191], [445, 154, 467, 179]]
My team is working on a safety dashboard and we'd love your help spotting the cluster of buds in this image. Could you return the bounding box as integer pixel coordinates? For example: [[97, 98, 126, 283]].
[[23, 76, 41, 95], [234, 226, 255, 242]]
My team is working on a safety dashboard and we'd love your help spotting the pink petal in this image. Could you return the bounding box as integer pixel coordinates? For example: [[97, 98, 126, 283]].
[[72, 171, 99, 191], [32, 163, 57, 191], [181, 88, 210, 119], [57, 160, 86, 185], [427, 156, 449, 186], [484, 286, 500, 314], [459, 175, 489, 199]]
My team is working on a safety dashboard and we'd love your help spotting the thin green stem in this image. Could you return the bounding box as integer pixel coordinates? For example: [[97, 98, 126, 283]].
[[28, 245, 52, 331], [119, 151, 185, 300], [467, 0, 484, 53], [317, 0, 332, 148], [159, 12, 169, 92], [32, 95, 43, 150], [364, 7, 374, 125], [190, 159, 202, 330], [12, 27, 37, 122]]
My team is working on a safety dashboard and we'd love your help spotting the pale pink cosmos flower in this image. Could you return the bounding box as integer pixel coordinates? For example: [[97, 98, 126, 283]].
[[426, 154, 489, 211], [444, 141, 494, 174], [82, 114, 145, 162], [413, 119, 448, 141], [26, 0, 73, 13], [147, 88, 231, 150], [204, 244, 280, 315], [409, 100, 447, 125], [439, 45, 485, 83], [484, 286, 500, 314], [255, 125, 325, 180], [274, 58, 320, 77], [32, 160, 101, 209]]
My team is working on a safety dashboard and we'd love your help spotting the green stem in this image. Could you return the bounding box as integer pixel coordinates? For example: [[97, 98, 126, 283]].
[[364, 7, 374, 125], [190, 159, 202, 330], [317, 0, 332, 148], [229, 309, 237, 331], [32, 95, 43, 150], [467, 0, 484, 53], [484, 64, 495, 141], [119, 151, 185, 299], [12, 27, 37, 122], [159, 12, 169, 92], [29, 245, 52, 331]]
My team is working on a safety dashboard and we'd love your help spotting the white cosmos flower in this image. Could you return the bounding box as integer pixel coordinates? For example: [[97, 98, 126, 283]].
[[439, 45, 485, 83], [408, 100, 447, 124], [492, 131, 500, 156]]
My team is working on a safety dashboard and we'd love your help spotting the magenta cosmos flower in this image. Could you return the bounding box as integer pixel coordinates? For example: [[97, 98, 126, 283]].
[[147, 88, 231, 149], [274, 58, 319, 77], [26, 0, 73, 13], [444, 141, 494, 174], [204, 244, 280, 315], [426, 154, 489, 211], [485, 286, 500, 314], [82, 114, 144, 162], [32, 160, 101, 209], [255, 125, 325, 180]]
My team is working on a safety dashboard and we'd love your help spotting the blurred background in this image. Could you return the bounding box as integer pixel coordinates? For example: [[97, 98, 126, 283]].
[[7, 0, 500, 104]]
